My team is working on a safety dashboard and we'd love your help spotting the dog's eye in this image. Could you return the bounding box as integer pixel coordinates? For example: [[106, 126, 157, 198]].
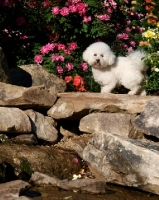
[[100, 54, 104, 57], [94, 54, 97, 56]]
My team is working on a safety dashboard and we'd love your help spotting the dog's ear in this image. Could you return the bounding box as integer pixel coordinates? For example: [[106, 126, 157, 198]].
[[108, 52, 116, 65], [82, 49, 89, 62]]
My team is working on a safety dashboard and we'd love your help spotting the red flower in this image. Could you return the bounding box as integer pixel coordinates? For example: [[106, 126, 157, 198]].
[[73, 75, 87, 91], [65, 76, 73, 83]]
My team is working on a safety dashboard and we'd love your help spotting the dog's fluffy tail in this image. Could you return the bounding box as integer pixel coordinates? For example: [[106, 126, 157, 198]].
[[127, 50, 147, 72]]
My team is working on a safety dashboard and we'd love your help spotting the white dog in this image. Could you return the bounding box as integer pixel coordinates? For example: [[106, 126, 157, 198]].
[[83, 42, 147, 95]]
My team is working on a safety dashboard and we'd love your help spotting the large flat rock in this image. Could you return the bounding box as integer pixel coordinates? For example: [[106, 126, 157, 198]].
[[47, 93, 157, 120]]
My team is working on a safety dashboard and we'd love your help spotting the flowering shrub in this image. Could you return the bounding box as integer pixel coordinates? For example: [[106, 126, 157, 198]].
[[137, 0, 159, 94], [0, 0, 158, 93], [32, 0, 145, 91]]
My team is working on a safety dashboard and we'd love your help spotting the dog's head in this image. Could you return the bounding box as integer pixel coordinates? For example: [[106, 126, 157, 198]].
[[83, 42, 116, 68]]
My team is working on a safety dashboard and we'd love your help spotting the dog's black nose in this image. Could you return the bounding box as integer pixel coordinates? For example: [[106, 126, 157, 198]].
[[96, 59, 100, 62]]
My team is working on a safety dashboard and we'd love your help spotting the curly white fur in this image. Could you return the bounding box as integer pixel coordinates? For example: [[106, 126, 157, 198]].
[[83, 42, 147, 95]]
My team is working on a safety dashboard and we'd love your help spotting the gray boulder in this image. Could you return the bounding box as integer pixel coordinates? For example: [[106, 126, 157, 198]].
[[79, 113, 143, 139], [0, 107, 31, 133], [134, 98, 159, 139], [25, 109, 58, 144], [0, 82, 57, 110], [10, 64, 66, 93], [82, 131, 159, 195]]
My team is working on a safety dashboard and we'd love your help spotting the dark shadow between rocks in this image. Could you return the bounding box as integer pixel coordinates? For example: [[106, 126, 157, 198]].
[[10, 67, 32, 87], [0, 162, 18, 183]]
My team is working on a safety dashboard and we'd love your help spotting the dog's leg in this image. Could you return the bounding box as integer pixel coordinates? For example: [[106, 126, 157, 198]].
[[101, 84, 115, 93], [138, 89, 147, 96], [128, 86, 142, 95]]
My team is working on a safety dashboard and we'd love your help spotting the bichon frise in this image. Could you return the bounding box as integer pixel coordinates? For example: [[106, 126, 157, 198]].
[[83, 42, 147, 95]]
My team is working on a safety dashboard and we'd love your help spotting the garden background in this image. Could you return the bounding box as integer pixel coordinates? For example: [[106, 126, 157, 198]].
[[0, 0, 158, 94]]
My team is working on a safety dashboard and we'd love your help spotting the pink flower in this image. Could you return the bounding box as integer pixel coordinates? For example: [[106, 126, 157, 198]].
[[129, 41, 136, 47], [135, 26, 143, 33], [82, 16, 92, 23], [69, 5, 77, 13], [73, 0, 81, 3], [128, 47, 133, 52], [68, 42, 77, 50], [51, 54, 65, 62], [51, 54, 58, 62], [66, 63, 74, 71], [125, 27, 131, 32], [20, 35, 28, 40], [76, 3, 88, 15], [43, 0, 51, 7], [51, 6, 60, 15], [60, 7, 69, 16], [56, 66, 63, 74], [57, 55, 65, 62], [116, 23, 122, 29], [40, 43, 55, 54], [109, 0, 117, 9], [64, 49, 71, 54], [96, 14, 110, 21], [16, 16, 26, 26], [107, 8, 113, 14], [46, 43, 55, 51], [80, 62, 88, 71], [57, 43, 66, 51], [34, 55, 43, 64], [117, 33, 129, 40], [74, 158, 79, 163]]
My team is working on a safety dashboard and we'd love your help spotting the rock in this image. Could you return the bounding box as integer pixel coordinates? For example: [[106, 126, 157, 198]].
[[12, 197, 34, 200], [47, 93, 156, 120], [82, 131, 159, 195], [30, 171, 106, 194], [0, 82, 57, 110], [133, 98, 159, 139], [25, 109, 58, 144], [54, 134, 91, 158], [0, 107, 31, 133], [60, 126, 78, 141], [0, 143, 83, 181], [0, 180, 31, 200], [11, 134, 38, 145], [79, 113, 143, 139], [0, 47, 10, 83], [10, 64, 67, 93]]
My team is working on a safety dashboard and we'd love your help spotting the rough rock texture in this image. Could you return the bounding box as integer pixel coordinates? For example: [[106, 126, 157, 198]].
[[0, 143, 83, 180], [0, 47, 10, 83], [47, 93, 156, 120], [79, 113, 143, 139], [134, 98, 159, 139], [25, 109, 58, 143], [0, 107, 31, 133], [11, 134, 38, 145], [82, 131, 159, 195], [10, 64, 67, 93], [0, 180, 31, 200], [30, 171, 106, 194], [1, 86, 159, 195], [0, 82, 57, 110]]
